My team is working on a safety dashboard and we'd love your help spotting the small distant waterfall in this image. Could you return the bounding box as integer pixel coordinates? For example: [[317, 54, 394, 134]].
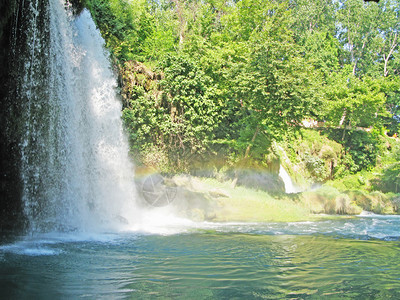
[[279, 165, 300, 194], [15, 0, 138, 232]]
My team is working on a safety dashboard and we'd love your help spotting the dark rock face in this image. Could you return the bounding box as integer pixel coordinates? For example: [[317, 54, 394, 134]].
[[236, 170, 285, 193], [0, 0, 24, 232], [0, 0, 50, 232]]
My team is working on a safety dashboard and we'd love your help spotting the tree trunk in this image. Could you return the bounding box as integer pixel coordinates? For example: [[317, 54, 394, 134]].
[[342, 120, 351, 141], [232, 126, 259, 188], [383, 32, 397, 77], [339, 108, 346, 126], [341, 125, 347, 141], [172, 0, 185, 49], [244, 126, 259, 159], [352, 61, 357, 76]]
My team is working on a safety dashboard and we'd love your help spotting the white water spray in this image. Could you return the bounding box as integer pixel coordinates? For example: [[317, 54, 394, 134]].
[[20, 0, 138, 232], [279, 165, 300, 194]]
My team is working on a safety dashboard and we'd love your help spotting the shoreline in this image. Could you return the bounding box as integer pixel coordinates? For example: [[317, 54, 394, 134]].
[[140, 174, 399, 223]]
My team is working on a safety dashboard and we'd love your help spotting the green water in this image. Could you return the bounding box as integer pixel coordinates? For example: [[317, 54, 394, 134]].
[[1, 216, 400, 299]]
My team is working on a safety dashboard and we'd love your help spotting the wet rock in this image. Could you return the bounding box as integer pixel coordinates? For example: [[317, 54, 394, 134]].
[[209, 188, 230, 198]]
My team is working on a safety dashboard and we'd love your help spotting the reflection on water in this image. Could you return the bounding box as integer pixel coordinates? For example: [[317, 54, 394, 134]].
[[1, 216, 400, 299]]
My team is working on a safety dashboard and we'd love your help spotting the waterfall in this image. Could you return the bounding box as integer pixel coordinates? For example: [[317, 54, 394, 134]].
[[279, 165, 300, 194], [16, 0, 138, 233]]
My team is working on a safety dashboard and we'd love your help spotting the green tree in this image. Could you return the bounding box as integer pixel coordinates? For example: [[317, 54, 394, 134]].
[[336, 0, 380, 76], [375, 0, 399, 77], [220, 0, 319, 158], [290, 0, 336, 41], [86, 0, 400, 173], [323, 67, 388, 135]]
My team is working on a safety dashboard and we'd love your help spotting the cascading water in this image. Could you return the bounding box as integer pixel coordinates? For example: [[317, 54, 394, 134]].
[[16, 0, 138, 233], [279, 165, 300, 194]]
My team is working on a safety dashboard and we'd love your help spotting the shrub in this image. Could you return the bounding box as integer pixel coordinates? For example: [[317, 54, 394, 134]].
[[304, 153, 328, 182]]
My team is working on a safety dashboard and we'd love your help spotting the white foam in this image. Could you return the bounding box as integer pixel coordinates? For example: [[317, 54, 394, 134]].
[[0, 240, 62, 256]]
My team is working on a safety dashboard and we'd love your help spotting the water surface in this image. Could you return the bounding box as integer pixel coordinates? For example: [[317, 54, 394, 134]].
[[1, 215, 400, 299]]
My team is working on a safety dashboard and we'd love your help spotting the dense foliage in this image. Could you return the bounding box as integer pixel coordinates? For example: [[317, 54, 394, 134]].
[[84, 0, 400, 191]]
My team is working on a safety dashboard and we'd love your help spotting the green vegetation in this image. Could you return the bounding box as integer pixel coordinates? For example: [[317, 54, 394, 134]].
[[81, 0, 400, 215]]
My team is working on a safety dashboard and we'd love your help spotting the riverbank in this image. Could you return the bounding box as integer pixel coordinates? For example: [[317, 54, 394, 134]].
[[168, 175, 310, 222], [139, 175, 399, 223]]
